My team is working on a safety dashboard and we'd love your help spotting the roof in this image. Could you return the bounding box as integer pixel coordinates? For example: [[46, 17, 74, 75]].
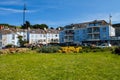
[[112, 23, 120, 28], [29, 29, 60, 34], [29, 29, 46, 34], [64, 20, 109, 29], [0, 29, 13, 35], [46, 29, 60, 34], [0, 28, 60, 35]]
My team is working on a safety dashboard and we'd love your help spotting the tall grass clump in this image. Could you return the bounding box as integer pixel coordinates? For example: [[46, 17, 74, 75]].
[[80, 46, 112, 53]]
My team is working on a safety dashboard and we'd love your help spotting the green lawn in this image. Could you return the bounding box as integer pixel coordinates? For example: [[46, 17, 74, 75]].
[[0, 52, 120, 80]]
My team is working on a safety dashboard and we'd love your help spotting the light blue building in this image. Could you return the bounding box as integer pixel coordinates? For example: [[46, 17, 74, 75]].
[[59, 20, 115, 46]]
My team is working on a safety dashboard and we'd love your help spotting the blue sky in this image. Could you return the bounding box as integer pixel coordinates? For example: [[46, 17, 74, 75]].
[[0, 0, 120, 28]]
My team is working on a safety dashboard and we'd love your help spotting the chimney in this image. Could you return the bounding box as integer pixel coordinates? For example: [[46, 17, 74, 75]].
[[109, 14, 112, 26]]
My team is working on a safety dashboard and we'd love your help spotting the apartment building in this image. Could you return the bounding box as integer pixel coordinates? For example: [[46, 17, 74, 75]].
[[59, 20, 115, 46]]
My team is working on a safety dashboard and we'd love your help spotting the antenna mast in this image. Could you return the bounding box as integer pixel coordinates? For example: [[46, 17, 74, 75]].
[[23, 3, 26, 26]]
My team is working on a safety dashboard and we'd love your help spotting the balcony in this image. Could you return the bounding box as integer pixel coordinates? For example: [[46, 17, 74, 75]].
[[64, 39, 73, 42], [87, 28, 92, 33], [87, 27, 100, 34], [87, 38, 100, 41], [93, 28, 100, 33], [65, 31, 74, 36], [87, 34, 100, 41]]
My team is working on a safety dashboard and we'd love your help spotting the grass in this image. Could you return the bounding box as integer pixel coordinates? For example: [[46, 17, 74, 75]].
[[0, 52, 120, 80]]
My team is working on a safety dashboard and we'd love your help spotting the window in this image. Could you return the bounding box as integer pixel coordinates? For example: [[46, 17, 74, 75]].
[[24, 35, 26, 38], [55, 34, 58, 37], [44, 39, 46, 42], [44, 35, 46, 37], [103, 27, 106, 32], [0, 33, 2, 40], [36, 35, 37, 38], [103, 34, 106, 39], [48, 34, 50, 37], [0, 42, 2, 46], [31, 34, 33, 37], [40, 34, 42, 37], [83, 30, 85, 33], [87, 28, 92, 33], [12, 41, 15, 44], [12, 34, 15, 40]]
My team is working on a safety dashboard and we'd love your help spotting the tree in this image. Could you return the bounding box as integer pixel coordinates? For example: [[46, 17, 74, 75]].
[[56, 26, 64, 30], [21, 21, 31, 29], [0, 24, 16, 28], [0, 24, 9, 26], [18, 35, 28, 47], [32, 24, 41, 29], [40, 24, 48, 29], [32, 24, 49, 29], [50, 27, 54, 29]]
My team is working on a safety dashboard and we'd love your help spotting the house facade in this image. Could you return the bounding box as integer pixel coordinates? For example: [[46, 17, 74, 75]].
[[59, 20, 115, 46], [0, 28, 60, 49], [28, 29, 59, 45], [0, 29, 19, 48]]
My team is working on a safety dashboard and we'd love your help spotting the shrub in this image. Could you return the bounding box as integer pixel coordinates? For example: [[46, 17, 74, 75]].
[[0, 49, 10, 54], [9, 48, 17, 53], [113, 47, 120, 55], [0, 48, 31, 55], [38, 46, 61, 53], [58, 46, 82, 53], [80, 46, 112, 53], [5, 44, 17, 48]]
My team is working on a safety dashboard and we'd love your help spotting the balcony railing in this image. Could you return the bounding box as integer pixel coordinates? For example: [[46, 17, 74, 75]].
[[64, 39, 73, 42], [87, 38, 100, 41], [87, 27, 100, 34]]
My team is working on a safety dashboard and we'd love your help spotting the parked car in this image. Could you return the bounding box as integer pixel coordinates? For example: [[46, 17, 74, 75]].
[[96, 43, 111, 48]]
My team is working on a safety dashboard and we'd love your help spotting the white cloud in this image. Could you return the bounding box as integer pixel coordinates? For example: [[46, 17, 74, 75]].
[[0, 7, 37, 14], [0, 7, 23, 13], [0, 0, 24, 5]]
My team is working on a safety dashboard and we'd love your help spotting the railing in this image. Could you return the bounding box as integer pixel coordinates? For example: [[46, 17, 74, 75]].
[[110, 37, 120, 40], [87, 38, 100, 41], [64, 39, 73, 42]]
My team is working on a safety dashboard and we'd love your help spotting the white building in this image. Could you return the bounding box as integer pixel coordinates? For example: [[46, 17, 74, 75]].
[[28, 29, 60, 45], [0, 29, 19, 48], [0, 28, 60, 49]]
